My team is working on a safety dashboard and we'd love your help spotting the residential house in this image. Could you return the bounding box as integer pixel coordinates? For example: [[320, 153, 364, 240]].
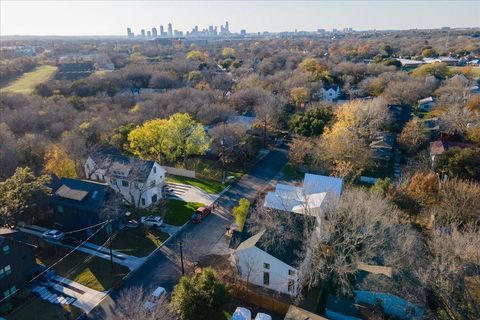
[[421, 117, 440, 139], [234, 174, 343, 296], [423, 56, 459, 66], [417, 97, 435, 112], [429, 140, 477, 165], [0, 228, 38, 300], [50, 177, 111, 234], [369, 132, 395, 162], [397, 59, 426, 69], [84, 151, 166, 208], [322, 85, 341, 103]]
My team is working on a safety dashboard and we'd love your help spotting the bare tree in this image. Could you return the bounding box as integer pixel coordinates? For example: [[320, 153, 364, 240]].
[[115, 286, 176, 320]]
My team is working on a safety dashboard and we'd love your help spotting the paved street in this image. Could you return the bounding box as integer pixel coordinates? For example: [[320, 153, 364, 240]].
[[87, 148, 288, 319]]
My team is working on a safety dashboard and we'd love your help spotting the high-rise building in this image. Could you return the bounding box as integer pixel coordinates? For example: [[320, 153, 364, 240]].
[[127, 28, 134, 37], [168, 23, 173, 37], [147, 30, 151, 37], [141, 29, 146, 37], [152, 27, 158, 37], [225, 21, 229, 33], [240, 29, 246, 36], [160, 25, 164, 36]]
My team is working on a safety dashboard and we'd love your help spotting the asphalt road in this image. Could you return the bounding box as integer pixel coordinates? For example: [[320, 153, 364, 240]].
[[87, 148, 289, 319]]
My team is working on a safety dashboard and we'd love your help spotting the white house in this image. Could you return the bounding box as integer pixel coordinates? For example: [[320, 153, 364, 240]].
[[234, 174, 343, 296], [84, 152, 166, 208], [322, 85, 341, 103], [417, 96, 435, 112], [235, 230, 304, 296]]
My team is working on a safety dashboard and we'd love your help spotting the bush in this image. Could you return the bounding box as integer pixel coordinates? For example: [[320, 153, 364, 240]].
[[232, 198, 250, 231]]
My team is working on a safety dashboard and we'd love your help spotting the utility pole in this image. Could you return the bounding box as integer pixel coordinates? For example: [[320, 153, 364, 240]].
[[221, 138, 226, 184], [179, 241, 185, 275]]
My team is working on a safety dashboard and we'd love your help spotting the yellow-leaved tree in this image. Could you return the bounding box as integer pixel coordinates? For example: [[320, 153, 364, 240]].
[[43, 145, 77, 178]]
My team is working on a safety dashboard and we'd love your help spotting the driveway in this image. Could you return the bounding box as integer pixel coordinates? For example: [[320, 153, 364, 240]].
[[87, 148, 289, 319], [164, 181, 217, 204]]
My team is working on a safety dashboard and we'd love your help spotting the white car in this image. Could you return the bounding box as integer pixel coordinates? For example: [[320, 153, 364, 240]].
[[140, 215, 163, 228], [255, 313, 272, 320], [144, 286, 166, 311], [42, 229, 65, 241], [232, 307, 251, 320]]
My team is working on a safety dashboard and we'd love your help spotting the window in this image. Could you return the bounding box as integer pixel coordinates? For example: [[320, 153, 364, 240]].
[[153, 166, 157, 174], [4, 265, 11, 276], [122, 180, 129, 187], [57, 205, 64, 213], [288, 269, 295, 276], [3, 245, 10, 255], [0, 269, 4, 279], [263, 263, 270, 269], [288, 279, 295, 293], [3, 286, 15, 299], [141, 198, 146, 206], [263, 272, 270, 286], [151, 194, 158, 203], [150, 180, 156, 188], [111, 177, 117, 185]]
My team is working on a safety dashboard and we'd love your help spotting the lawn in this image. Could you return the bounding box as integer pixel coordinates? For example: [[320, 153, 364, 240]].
[[36, 246, 129, 292], [1, 65, 58, 94], [166, 175, 227, 194], [91, 227, 170, 257], [164, 199, 204, 226], [7, 297, 83, 320]]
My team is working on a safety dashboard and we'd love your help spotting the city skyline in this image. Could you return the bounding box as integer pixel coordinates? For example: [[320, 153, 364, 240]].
[[1, 1, 479, 36]]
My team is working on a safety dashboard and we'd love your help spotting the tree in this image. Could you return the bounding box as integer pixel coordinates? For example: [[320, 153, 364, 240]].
[[128, 113, 210, 165], [411, 62, 450, 79], [465, 94, 480, 112], [186, 50, 208, 62], [291, 87, 310, 107], [232, 198, 250, 231], [0, 167, 51, 226], [397, 117, 429, 154], [209, 123, 247, 164], [253, 95, 284, 147], [116, 286, 176, 320], [171, 267, 230, 320], [222, 47, 236, 58], [289, 137, 315, 168], [435, 148, 480, 182], [406, 171, 440, 206], [43, 145, 77, 178], [289, 106, 333, 137], [0, 123, 18, 180]]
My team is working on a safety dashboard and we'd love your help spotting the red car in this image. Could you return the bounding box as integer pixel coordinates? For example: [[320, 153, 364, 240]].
[[191, 207, 211, 223]]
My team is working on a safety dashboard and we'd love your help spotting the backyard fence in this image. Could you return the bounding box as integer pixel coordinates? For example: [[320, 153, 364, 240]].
[[232, 286, 291, 315]]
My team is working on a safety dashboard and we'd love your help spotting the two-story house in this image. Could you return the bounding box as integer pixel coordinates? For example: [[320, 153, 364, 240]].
[[84, 152, 166, 208], [50, 176, 111, 234], [0, 228, 38, 300]]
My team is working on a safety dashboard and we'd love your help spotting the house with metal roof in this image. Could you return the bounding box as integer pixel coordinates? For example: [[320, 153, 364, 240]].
[[50, 177, 112, 233], [84, 151, 166, 208]]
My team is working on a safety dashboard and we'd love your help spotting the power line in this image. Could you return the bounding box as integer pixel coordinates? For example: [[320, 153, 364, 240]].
[[0, 221, 110, 304], [64, 220, 110, 235]]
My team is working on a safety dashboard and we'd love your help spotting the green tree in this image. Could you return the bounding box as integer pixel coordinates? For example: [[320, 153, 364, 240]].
[[435, 148, 480, 182], [232, 198, 250, 231], [128, 113, 210, 164], [222, 47, 236, 58], [172, 267, 230, 320], [289, 106, 333, 137], [291, 87, 310, 107], [186, 50, 208, 61], [0, 167, 51, 226], [43, 145, 77, 178], [411, 62, 450, 79]]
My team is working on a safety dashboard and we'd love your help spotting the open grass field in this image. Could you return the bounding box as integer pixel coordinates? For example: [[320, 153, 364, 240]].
[[1, 65, 58, 94], [36, 246, 129, 291]]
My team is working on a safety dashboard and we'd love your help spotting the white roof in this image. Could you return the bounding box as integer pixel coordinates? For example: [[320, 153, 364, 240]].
[[418, 96, 434, 104], [232, 307, 252, 320], [151, 286, 166, 297], [303, 173, 343, 198], [255, 313, 272, 320]]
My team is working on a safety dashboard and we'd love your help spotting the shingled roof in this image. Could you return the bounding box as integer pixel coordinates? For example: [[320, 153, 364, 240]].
[[90, 151, 156, 182]]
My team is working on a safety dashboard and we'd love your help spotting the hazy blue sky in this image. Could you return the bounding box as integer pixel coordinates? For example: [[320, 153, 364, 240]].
[[1, 1, 479, 36]]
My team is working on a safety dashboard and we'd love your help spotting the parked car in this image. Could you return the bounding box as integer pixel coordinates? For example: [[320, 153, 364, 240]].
[[255, 313, 272, 320], [191, 207, 211, 223], [61, 236, 82, 246], [141, 216, 163, 228], [126, 219, 139, 228], [144, 286, 166, 311], [232, 307, 251, 320], [42, 229, 65, 241]]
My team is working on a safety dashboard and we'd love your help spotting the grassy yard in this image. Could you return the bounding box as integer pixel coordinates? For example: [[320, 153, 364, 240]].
[[36, 246, 129, 292], [164, 199, 204, 226], [166, 175, 226, 194], [92, 227, 169, 257], [7, 297, 83, 320], [1, 65, 58, 94], [448, 66, 480, 78], [282, 163, 304, 181]]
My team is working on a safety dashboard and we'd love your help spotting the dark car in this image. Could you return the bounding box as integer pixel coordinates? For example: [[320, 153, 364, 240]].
[[191, 207, 211, 223]]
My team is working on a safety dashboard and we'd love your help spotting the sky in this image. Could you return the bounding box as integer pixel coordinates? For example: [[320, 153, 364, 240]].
[[1, 1, 479, 36]]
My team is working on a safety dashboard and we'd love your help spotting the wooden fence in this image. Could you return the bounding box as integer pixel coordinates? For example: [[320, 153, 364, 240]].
[[163, 166, 196, 178]]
